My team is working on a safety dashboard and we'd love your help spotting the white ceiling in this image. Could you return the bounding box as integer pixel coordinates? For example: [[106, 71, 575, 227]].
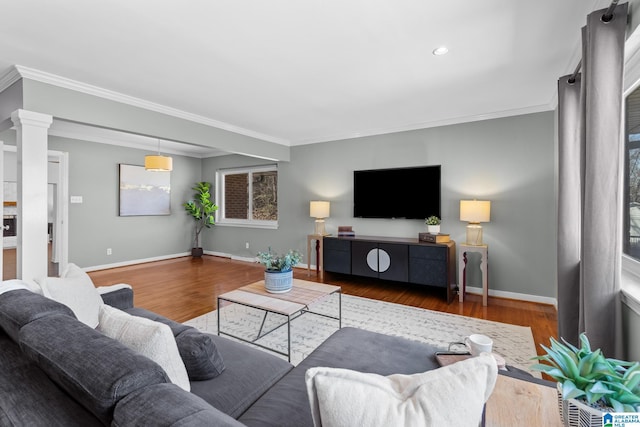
[[0, 0, 609, 152]]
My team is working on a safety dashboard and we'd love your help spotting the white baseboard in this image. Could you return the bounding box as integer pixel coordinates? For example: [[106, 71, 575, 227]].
[[464, 285, 557, 306], [204, 250, 256, 263], [84, 252, 190, 272]]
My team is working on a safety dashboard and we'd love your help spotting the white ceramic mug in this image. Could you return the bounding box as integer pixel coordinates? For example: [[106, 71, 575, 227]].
[[464, 334, 493, 356]]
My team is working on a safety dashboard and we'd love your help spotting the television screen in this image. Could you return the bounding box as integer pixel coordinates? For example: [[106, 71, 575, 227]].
[[353, 165, 441, 219]]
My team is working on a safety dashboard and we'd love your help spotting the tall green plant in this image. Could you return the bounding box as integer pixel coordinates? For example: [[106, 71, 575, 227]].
[[531, 333, 640, 412], [183, 182, 218, 248]]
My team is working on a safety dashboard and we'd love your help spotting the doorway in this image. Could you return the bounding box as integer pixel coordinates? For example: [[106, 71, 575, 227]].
[[1, 146, 68, 280]]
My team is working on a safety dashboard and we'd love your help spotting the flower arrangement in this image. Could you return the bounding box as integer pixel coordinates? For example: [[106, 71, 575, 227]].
[[531, 333, 640, 412], [257, 248, 302, 272], [425, 216, 441, 226]]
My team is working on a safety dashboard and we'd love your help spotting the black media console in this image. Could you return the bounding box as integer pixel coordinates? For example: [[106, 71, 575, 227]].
[[323, 235, 457, 303]]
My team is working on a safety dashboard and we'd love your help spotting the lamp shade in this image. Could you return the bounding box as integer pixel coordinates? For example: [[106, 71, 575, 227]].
[[460, 200, 490, 223], [310, 201, 330, 218], [145, 155, 173, 172]]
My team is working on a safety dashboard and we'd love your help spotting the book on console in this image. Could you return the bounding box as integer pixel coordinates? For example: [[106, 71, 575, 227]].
[[418, 232, 450, 243]]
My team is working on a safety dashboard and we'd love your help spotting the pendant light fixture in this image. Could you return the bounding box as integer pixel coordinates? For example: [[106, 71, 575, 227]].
[[145, 139, 173, 171]]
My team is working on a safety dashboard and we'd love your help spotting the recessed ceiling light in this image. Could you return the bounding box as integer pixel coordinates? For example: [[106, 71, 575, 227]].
[[432, 46, 449, 56]]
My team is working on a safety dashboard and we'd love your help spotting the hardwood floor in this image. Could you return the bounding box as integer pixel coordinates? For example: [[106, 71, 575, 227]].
[[88, 255, 558, 356], [2, 245, 59, 280]]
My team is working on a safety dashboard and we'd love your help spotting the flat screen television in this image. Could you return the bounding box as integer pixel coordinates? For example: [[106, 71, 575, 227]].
[[353, 165, 441, 219]]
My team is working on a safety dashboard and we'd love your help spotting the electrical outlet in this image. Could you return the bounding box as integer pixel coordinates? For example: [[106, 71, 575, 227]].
[[245, 242, 250, 249], [106, 248, 112, 255]]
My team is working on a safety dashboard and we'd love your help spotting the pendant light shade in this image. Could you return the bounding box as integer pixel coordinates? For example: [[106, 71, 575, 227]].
[[145, 139, 173, 171], [145, 155, 173, 171]]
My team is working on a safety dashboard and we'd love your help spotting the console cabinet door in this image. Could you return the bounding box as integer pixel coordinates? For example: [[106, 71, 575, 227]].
[[323, 238, 351, 274], [351, 241, 379, 278], [378, 243, 408, 282], [408, 245, 447, 287]]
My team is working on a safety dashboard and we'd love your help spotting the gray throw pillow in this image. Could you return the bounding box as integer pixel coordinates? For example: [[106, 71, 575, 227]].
[[126, 307, 225, 380], [176, 328, 225, 380]]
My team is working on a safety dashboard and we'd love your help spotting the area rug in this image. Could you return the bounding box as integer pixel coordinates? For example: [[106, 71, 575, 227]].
[[184, 293, 538, 375]]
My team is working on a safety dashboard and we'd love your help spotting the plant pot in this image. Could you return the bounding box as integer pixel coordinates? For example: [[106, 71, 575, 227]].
[[427, 225, 440, 234], [556, 383, 604, 427], [191, 247, 204, 258], [264, 269, 293, 293]]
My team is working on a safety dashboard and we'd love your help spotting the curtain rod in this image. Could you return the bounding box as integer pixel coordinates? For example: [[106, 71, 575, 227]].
[[567, 0, 619, 84], [603, 0, 620, 22]]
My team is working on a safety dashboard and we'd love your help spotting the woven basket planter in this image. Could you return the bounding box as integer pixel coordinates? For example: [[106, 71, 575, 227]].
[[264, 269, 293, 293], [556, 384, 604, 427]]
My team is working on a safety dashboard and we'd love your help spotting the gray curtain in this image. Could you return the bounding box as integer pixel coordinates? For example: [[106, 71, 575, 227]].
[[557, 3, 627, 357]]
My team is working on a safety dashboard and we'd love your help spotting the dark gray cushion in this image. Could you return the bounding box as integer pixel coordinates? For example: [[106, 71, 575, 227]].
[[127, 307, 225, 380], [239, 327, 443, 427], [113, 383, 245, 427], [0, 290, 75, 342], [19, 313, 170, 424], [0, 331, 101, 427], [100, 287, 134, 310], [177, 329, 225, 380], [191, 334, 293, 418]]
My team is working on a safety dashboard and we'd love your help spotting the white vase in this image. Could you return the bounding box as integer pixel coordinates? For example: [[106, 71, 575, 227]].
[[556, 384, 604, 427], [427, 225, 440, 234], [264, 269, 293, 293]]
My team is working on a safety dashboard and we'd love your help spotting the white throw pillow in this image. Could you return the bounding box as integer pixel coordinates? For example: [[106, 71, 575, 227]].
[[35, 264, 103, 328], [97, 304, 190, 391], [305, 354, 498, 427]]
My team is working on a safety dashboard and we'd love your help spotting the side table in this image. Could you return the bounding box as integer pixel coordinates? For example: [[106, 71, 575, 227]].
[[307, 234, 325, 280], [458, 243, 489, 306]]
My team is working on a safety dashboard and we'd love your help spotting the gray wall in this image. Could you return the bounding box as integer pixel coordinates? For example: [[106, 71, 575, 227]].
[[20, 79, 290, 162], [47, 136, 202, 267], [0, 80, 22, 124], [203, 111, 557, 299], [622, 302, 640, 361]]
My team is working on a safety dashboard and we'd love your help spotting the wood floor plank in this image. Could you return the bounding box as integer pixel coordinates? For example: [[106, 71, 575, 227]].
[[88, 255, 558, 356]]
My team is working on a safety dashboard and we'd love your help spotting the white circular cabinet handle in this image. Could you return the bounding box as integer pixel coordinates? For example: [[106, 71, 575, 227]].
[[366, 248, 390, 273]]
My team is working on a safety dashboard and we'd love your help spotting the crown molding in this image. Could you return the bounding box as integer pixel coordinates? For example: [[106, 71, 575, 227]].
[[47, 120, 225, 158], [0, 66, 22, 93], [290, 103, 553, 146], [10, 65, 290, 146]]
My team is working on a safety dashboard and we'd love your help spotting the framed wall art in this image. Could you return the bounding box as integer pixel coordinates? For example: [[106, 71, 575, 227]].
[[119, 164, 171, 216]]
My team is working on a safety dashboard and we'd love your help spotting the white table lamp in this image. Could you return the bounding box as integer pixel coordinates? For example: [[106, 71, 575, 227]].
[[460, 200, 491, 245], [310, 201, 330, 235]]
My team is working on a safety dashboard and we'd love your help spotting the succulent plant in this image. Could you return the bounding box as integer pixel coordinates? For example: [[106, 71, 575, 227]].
[[531, 333, 640, 412], [425, 216, 441, 225], [257, 248, 302, 272]]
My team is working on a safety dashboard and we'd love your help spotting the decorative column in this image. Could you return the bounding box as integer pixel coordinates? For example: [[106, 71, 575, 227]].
[[11, 109, 52, 281]]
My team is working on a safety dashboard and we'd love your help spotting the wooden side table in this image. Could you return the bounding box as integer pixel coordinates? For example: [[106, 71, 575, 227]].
[[458, 243, 489, 306], [307, 234, 325, 280], [485, 374, 562, 426]]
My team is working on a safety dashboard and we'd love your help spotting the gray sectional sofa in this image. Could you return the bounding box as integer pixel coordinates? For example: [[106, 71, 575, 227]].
[[0, 285, 445, 426]]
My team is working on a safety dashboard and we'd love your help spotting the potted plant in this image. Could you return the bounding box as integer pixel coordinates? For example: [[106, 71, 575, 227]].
[[425, 216, 441, 234], [531, 333, 640, 426], [183, 182, 218, 257], [257, 247, 302, 293]]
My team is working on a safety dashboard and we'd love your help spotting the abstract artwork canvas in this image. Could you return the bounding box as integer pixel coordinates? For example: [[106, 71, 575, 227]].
[[119, 164, 171, 216]]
